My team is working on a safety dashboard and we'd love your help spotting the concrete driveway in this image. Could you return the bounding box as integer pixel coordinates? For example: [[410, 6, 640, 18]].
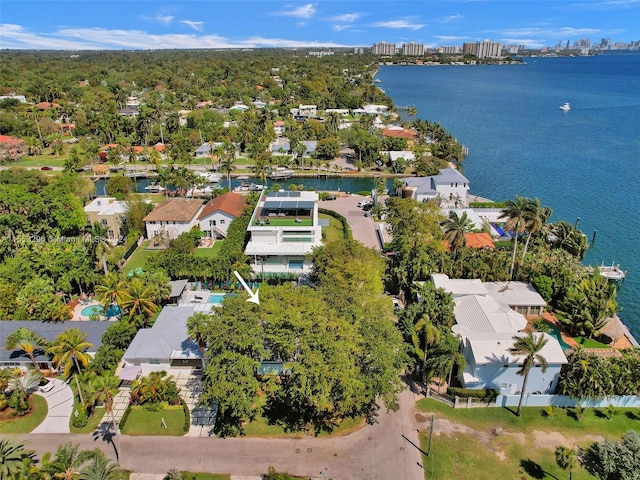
[[320, 194, 381, 250], [32, 378, 74, 434]]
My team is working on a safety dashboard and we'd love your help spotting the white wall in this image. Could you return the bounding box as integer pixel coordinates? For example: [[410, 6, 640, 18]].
[[199, 211, 235, 238], [465, 363, 563, 396], [145, 220, 198, 241], [496, 394, 640, 408]]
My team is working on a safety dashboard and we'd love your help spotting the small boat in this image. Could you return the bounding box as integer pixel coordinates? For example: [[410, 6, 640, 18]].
[[234, 182, 265, 193], [236, 175, 250, 180], [374, 79, 381, 83], [559, 102, 571, 111], [187, 186, 215, 196], [195, 171, 221, 183], [145, 184, 165, 193], [599, 262, 626, 281]]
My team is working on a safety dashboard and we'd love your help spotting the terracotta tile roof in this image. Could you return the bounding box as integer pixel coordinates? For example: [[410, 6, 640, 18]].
[[464, 232, 495, 249], [199, 192, 247, 219], [144, 198, 204, 222], [381, 128, 417, 140], [0, 135, 24, 145]]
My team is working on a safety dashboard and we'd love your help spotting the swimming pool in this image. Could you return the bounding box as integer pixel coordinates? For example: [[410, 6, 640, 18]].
[[547, 324, 572, 350], [207, 293, 228, 306], [80, 305, 104, 317]]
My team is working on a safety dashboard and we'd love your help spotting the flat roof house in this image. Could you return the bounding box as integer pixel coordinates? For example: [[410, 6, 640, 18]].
[[244, 191, 322, 276], [198, 192, 247, 239], [143, 198, 204, 242]]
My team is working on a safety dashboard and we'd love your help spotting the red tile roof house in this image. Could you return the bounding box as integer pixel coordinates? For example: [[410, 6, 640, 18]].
[[0, 135, 25, 161], [198, 192, 247, 239], [143, 198, 204, 244]]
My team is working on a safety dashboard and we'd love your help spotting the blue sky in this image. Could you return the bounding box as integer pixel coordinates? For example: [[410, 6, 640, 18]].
[[1, 1, 638, 50]]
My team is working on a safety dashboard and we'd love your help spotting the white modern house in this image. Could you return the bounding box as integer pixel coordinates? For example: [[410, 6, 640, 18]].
[[143, 198, 204, 242], [198, 192, 247, 239], [244, 191, 322, 276], [120, 306, 203, 380], [399, 168, 470, 207], [430, 274, 567, 396]]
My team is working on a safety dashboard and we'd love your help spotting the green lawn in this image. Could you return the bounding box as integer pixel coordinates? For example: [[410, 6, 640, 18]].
[[320, 213, 346, 242], [0, 394, 47, 433], [574, 337, 611, 348], [120, 406, 185, 436], [194, 241, 223, 258], [416, 399, 639, 480], [123, 240, 157, 272]]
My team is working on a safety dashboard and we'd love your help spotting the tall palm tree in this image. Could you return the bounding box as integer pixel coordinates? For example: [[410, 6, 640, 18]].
[[14, 339, 42, 370], [120, 277, 158, 322], [521, 198, 552, 260], [499, 196, 530, 280], [253, 159, 269, 187], [508, 332, 548, 416], [90, 374, 120, 433], [442, 211, 473, 260], [91, 221, 112, 275], [187, 312, 210, 352], [47, 329, 93, 405], [411, 315, 441, 387], [221, 141, 237, 187], [0, 438, 36, 479], [94, 272, 127, 311]]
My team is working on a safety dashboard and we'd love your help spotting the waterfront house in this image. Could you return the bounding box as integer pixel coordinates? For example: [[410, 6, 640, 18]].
[[429, 274, 566, 395], [120, 306, 202, 380], [1, 321, 110, 370], [0, 134, 25, 161], [399, 168, 470, 207], [198, 191, 247, 239], [84, 197, 128, 245], [194, 142, 224, 159], [244, 191, 322, 276], [143, 198, 204, 242], [273, 120, 286, 137]]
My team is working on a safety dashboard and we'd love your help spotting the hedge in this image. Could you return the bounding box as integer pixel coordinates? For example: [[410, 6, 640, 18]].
[[469, 201, 505, 209], [318, 208, 352, 240], [447, 387, 499, 399], [180, 398, 190, 433], [118, 404, 132, 430]]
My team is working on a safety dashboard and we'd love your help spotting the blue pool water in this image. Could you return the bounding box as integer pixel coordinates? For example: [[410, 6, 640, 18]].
[[207, 293, 228, 305], [80, 305, 103, 317], [546, 325, 571, 351]]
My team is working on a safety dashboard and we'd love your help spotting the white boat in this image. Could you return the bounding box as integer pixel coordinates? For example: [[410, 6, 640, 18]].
[[236, 175, 250, 180], [234, 182, 265, 193], [195, 171, 221, 183], [270, 167, 294, 180], [599, 262, 626, 281], [559, 102, 571, 111], [187, 186, 215, 196], [145, 184, 165, 193]]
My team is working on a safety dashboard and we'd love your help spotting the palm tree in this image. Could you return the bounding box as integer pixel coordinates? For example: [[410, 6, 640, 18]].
[[40, 442, 84, 480], [221, 141, 237, 187], [90, 374, 120, 433], [253, 159, 269, 187], [78, 449, 123, 480], [509, 332, 548, 416], [120, 277, 158, 322], [47, 329, 93, 405], [442, 211, 473, 260], [187, 312, 210, 352], [0, 438, 36, 479], [95, 272, 127, 312], [412, 315, 440, 387], [6, 328, 48, 370], [521, 198, 552, 260], [555, 445, 579, 480], [14, 339, 42, 370], [499, 196, 530, 280], [91, 221, 112, 275]]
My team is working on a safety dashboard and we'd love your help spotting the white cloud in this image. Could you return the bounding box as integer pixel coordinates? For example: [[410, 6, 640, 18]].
[[434, 35, 468, 41], [329, 13, 360, 23], [155, 14, 174, 24], [372, 20, 424, 31], [181, 20, 204, 32], [441, 15, 463, 23], [568, 0, 639, 10], [276, 4, 316, 19]]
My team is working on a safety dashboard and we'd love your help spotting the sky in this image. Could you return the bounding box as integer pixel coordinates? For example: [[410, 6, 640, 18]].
[[1, 1, 639, 51]]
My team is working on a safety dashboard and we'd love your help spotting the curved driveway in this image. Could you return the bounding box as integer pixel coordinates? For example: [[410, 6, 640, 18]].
[[320, 195, 381, 250], [21, 381, 424, 480], [32, 378, 73, 434]]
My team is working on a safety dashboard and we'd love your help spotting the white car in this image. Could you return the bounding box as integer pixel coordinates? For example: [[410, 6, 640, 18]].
[[357, 200, 373, 208], [39, 380, 55, 393]]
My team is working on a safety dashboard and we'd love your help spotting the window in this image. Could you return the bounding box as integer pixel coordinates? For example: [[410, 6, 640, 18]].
[[220, 219, 225, 224], [149, 359, 160, 365], [288, 259, 304, 270], [209, 220, 217, 226], [101, 219, 108, 226]]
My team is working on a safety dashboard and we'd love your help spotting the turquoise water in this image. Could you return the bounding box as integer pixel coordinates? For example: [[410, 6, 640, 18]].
[[378, 55, 640, 339], [546, 324, 572, 351], [207, 293, 228, 305], [80, 305, 103, 317]]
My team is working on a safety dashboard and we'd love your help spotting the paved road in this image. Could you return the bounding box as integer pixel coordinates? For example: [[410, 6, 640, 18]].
[[320, 195, 381, 250], [19, 380, 424, 480], [31, 378, 73, 434]]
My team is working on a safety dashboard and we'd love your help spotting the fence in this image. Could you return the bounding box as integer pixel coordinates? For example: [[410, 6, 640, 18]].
[[496, 394, 640, 409]]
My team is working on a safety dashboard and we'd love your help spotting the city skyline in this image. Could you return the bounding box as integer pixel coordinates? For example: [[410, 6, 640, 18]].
[[1, 1, 639, 51]]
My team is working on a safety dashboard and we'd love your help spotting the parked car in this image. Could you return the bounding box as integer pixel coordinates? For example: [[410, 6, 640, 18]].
[[357, 199, 373, 208], [40, 166, 53, 171], [39, 379, 55, 393], [362, 203, 373, 212], [322, 194, 336, 201]]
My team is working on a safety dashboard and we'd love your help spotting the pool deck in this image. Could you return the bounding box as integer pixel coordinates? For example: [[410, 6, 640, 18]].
[[71, 300, 102, 321], [541, 311, 634, 350]]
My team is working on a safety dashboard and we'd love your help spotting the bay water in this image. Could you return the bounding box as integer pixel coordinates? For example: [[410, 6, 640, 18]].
[[378, 55, 640, 339]]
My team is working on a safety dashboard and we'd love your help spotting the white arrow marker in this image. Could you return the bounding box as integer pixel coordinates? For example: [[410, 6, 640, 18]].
[[234, 270, 260, 305]]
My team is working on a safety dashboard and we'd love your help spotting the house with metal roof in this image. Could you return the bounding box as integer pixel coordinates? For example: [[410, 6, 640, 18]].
[[1, 321, 110, 370], [120, 306, 202, 380], [198, 192, 247, 239], [244, 191, 322, 276], [430, 274, 566, 396], [399, 168, 470, 207]]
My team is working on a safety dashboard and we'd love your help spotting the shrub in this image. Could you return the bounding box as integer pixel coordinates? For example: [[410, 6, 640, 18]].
[[447, 387, 499, 399], [543, 405, 556, 417], [119, 405, 132, 429], [72, 408, 89, 428], [181, 398, 190, 433]]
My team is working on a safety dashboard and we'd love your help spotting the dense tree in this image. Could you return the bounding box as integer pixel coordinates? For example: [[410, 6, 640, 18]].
[[580, 431, 640, 480], [0, 437, 36, 479], [555, 445, 580, 480]]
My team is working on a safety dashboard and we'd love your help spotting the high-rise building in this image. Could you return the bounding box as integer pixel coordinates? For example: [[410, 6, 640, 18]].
[[401, 42, 425, 56], [439, 46, 462, 54], [372, 42, 396, 55]]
